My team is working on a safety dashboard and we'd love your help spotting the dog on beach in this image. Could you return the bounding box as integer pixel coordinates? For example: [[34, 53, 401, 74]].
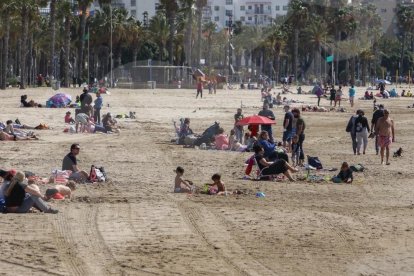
[[393, 147, 403, 158]]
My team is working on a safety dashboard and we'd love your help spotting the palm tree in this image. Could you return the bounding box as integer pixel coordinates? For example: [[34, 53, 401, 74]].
[[195, 0, 207, 67], [149, 13, 169, 61], [158, 0, 179, 65], [305, 17, 328, 82], [396, 4, 414, 76], [77, 0, 94, 84], [287, 0, 308, 81], [0, 0, 16, 89], [59, 0, 74, 87], [179, 0, 195, 66], [49, 0, 57, 78], [202, 21, 216, 72]]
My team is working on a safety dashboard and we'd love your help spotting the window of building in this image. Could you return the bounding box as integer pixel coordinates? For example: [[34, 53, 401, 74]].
[[240, 16, 245, 21], [240, 5, 245, 11], [214, 16, 219, 21], [155, 3, 159, 10], [214, 6, 219, 11], [283, 5, 288, 11], [225, 10, 233, 16], [225, 0, 233, 5], [131, 10, 136, 17], [248, 5, 252, 10], [248, 16, 252, 21], [131, 0, 136, 7], [268, 5, 271, 10], [275, 5, 280, 11], [381, 8, 387, 13]]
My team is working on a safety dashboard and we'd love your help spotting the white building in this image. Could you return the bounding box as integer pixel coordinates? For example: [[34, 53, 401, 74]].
[[97, 0, 289, 29], [202, 0, 290, 30]]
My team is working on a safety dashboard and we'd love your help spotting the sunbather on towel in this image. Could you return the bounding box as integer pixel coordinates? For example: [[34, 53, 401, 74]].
[[45, 181, 76, 200]]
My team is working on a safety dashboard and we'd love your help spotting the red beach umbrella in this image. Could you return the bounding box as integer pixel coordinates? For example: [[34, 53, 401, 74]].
[[236, 115, 276, 126]]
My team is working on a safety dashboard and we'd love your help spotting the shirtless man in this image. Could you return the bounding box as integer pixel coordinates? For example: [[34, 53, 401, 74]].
[[375, 109, 395, 165]]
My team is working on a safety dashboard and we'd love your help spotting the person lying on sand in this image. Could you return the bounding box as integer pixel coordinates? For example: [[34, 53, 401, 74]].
[[0, 129, 38, 141], [45, 181, 76, 200], [174, 166, 193, 193]]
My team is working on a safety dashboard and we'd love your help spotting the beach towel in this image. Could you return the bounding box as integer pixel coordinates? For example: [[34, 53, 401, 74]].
[[51, 169, 72, 184]]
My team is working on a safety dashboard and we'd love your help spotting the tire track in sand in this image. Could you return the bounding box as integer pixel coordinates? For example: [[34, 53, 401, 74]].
[[178, 200, 277, 276], [52, 212, 89, 276]]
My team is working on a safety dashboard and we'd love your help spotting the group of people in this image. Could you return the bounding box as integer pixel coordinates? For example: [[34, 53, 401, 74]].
[[64, 87, 120, 134], [347, 104, 395, 165], [0, 143, 91, 214], [0, 120, 39, 141]]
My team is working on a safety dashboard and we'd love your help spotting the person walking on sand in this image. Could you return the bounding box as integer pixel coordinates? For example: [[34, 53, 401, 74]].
[[371, 104, 385, 155], [375, 109, 395, 165], [196, 80, 203, 99], [348, 85, 356, 108], [335, 86, 343, 107], [346, 110, 360, 155], [329, 86, 336, 106], [354, 110, 370, 155], [234, 108, 244, 143]]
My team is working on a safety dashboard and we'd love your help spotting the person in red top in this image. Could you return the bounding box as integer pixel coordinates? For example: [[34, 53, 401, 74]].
[[196, 80, 203, 99], [64, 111, 75, 124]]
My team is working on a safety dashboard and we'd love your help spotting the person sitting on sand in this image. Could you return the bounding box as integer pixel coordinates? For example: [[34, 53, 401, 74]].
[[214, 127, 229, 150], [229, 129, 247, 152], [62, 143, 89, 182], [65, 111, 75, 124], [258, 131, 288, 162], [206, 173, 226, 195], [102, 113, 120, 133], [253, 145, 298, 181], [333, 162, 353, 183], [45, 181, 76, 200], [174, 166, 193, 193], [3, 171, 58, 213]]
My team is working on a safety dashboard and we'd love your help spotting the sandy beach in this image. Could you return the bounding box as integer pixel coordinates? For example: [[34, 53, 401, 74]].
[[1, 85, 414, 275]]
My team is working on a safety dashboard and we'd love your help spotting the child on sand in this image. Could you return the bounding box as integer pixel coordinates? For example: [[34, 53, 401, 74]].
[[291, 135, 300, 166], [174, 166, 193, 193], [206, 173, 226, 195], [45, 181, 76, 200], [333, 162, 353, 183]]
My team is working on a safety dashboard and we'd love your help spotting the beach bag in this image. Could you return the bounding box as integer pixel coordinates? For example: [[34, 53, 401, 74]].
[[308, 156, 323, 170], [89, 165, 106, 182], [350, 164, 364, 172]]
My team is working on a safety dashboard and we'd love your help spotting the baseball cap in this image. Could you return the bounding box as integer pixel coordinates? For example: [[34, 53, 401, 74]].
[[70, 143, 80, 150]]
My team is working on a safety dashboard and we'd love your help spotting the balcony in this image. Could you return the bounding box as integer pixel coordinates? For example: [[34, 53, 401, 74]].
[[245, 9, 272, 15]]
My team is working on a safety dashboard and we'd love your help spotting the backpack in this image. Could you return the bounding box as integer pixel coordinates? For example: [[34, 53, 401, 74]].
[[350, 164, 365, 172], [307, 156, 323, 170], [89, 165, 106, 182], [0, 198, 6, 213]]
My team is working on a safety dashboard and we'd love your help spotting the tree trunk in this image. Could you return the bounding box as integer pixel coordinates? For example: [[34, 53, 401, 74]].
[[167, 11, 176, 65], [293, 28, 299, 81], [78, 7, 87, 83], [0, 38, 3, 88], [274, 51, 280, 85], [63, 15, 71, 87], [50, 0, 57, 78], [196, 8, 202, 67], [184, 9, 193, 66], [20, 6, 29, 89], [351, 55, 356, 85], [399, 33, 406, 76]]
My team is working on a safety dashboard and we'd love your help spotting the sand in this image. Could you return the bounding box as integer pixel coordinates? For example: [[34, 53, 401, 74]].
[[0, 85, 414, 275]]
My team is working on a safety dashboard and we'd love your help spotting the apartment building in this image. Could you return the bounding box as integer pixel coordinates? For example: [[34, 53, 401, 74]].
[[202, 0, 290, 29]]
